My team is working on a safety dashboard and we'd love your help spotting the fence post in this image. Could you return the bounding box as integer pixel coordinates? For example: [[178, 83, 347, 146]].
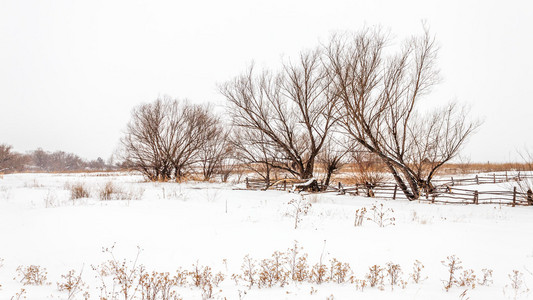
[[493, 174, 496, 183], [476, 175, 479, 185], [451, 177, 454, 186], [283, 180, 287, 191], [355, 185, 359, 195], [513, 187, 517, 207], [338, 182, 345, 195], [245, 177, 249, 189], [527, 189, 533, 206], [393, 184, 397, 200], [506, 171, 508, 181], [474, 190, 479, 205], [518, 172, 521, 181]]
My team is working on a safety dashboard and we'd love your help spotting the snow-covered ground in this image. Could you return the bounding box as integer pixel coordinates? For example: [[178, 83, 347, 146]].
[[0, 172, 532, 299]]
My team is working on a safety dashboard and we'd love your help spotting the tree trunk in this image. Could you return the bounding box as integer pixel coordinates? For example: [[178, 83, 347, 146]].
[[383, 159, 415, 200], [399, 168, 420, 200], [324, 168, 333, 189]]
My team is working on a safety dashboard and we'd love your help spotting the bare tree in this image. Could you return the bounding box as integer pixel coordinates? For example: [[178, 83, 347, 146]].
[[326, 27, 479, 199], [120, 97, 218, 181], [197, 119, 233, 181], [0, 144, 29, 173], [350, 150, 386, 196], [230, 128, 277, 188], [316, 137, 349, 188], [407, 103, 479, 193], [163, 101, 218, 180], [31, 148, 50, 171], [26, 148, 105, 172], [121, 98, 168, 180], [0, 144, 15, 172], [221, 49, 338, 179]]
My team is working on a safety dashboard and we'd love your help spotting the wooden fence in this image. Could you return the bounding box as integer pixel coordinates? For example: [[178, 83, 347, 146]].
[[431, 172, 532, 187], [244, 173, 533, 206]]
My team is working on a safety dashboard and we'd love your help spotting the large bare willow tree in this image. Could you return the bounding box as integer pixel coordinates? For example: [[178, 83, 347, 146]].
[[326, 27, 480, 199], [121, 97, 219, 181], [220, 49, 338, 179]]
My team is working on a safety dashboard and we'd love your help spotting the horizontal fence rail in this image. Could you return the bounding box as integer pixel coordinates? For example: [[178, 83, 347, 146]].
[[243, 173, 533, 207]]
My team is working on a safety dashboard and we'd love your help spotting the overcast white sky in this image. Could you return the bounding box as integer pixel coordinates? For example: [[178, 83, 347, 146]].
[[1, 0, 532, 162]]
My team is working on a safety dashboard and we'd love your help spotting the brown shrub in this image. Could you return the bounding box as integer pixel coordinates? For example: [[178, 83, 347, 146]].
[[99, 181, 116, 200], [189, 262, 224, 299], [15, 265, 49, 286], [366, 265, 384, 290], [57, 269, 90, 300], [441, 255, 463, 291], [70, 183, 89, 200], [139, 271, 181, 300], [329, 258, 351, 284]]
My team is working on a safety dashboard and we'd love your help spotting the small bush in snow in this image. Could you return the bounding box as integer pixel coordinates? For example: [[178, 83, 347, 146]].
[[70, 183, 89, 200], [504, 270, 530, 300], [354, 278, 368, 291], [478, 268, 493, 286], [328, 258, 352, 284], [287, 195, 312, 229], [366, 265, 385, 290], [139, 271, 180, 300], [258, 251, 289, 288], [99, 181, 117, 200], [98, 182, 144, 201], [354, 207, 367, 226], [235, 242, 313, 287], [189, 262, 224, 299], [91, 244, 143, 300], [57, 268, 90, 300], [286, 241, 309, 282], [386, 262, 403, 290], [442, 255, 463, 291], [410, 260, 426, 284], [311, 261, 328, 285], [15, 265, 49, 286], [458, 269, 477, 289], [367, 203, 395, 227], [234, 255, 257, 288]]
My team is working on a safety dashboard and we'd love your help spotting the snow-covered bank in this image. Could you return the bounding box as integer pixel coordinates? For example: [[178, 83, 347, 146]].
[[0, 173, 532, 299]]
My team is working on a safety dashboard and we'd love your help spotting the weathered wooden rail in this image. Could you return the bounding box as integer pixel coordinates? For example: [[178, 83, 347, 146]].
[[244, 173, 533, 206], [431, 172, 533, 187]]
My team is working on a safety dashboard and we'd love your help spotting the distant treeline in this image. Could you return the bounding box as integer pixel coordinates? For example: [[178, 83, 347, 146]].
[[0, 144, 119, 173]]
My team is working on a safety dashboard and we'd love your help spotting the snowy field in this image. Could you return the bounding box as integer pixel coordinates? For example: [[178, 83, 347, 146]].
[[0, 172, 532, 299]]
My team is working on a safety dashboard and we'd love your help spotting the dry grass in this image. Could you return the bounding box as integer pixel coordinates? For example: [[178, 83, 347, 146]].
[[433, 162, 533, 175], [98, 181, 122, 200], [0, 245, 517, 298], [15, 265, 49, 286], [70, 183, 90, 200]]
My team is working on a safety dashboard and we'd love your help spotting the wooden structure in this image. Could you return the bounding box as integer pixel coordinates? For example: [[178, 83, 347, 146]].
[[243, 172, 533, 207]]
